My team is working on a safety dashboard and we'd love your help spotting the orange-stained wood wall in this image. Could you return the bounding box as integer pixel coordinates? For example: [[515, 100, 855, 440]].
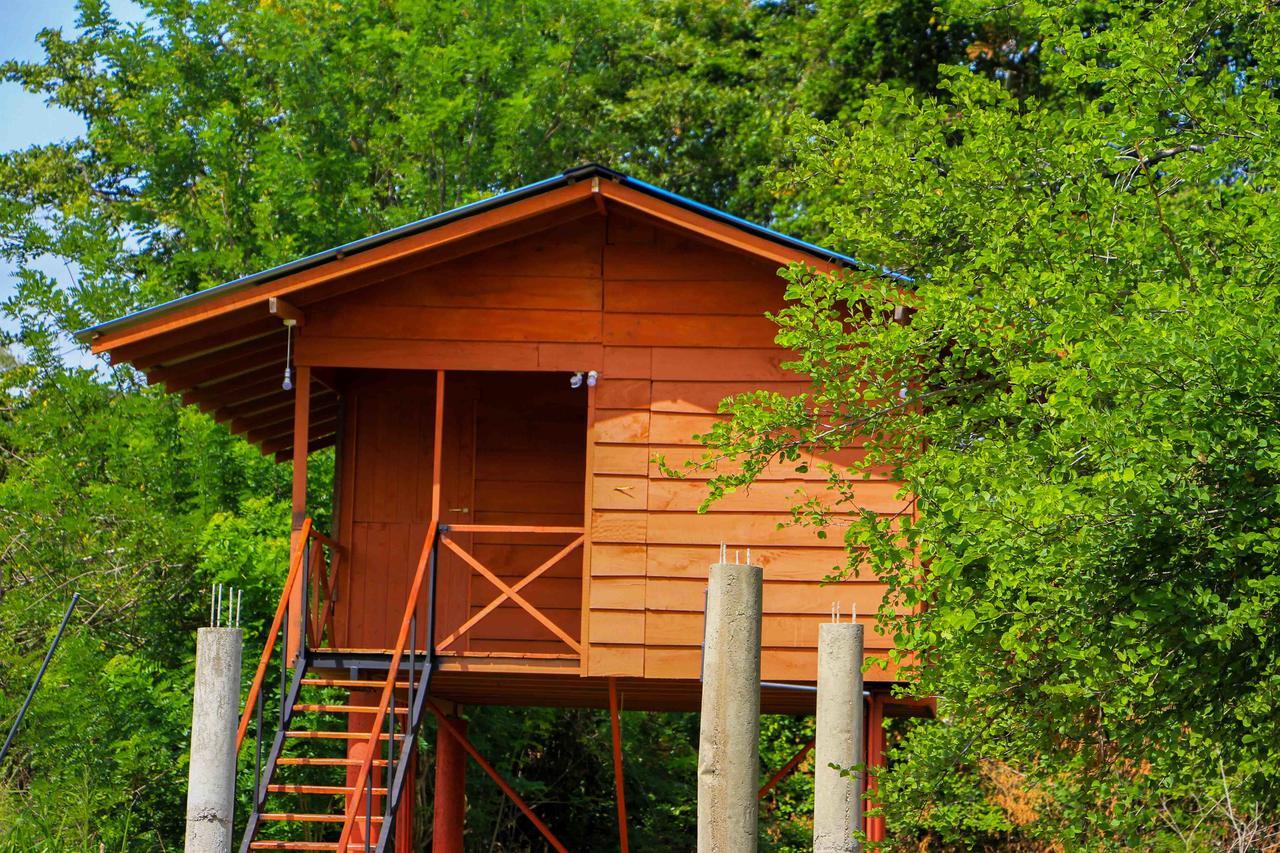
[[307, 210, 906, 683]]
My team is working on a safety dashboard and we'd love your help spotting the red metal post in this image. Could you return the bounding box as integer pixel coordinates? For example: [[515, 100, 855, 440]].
[[865, 692, 886, 843], [433, 713, 467, 853], [609, 677, 630, 853]]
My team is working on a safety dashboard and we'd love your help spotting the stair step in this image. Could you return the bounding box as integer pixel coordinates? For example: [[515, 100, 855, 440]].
[[285, 731, 403, 740], [302, 678, 410, 689], [259, 813, 385, 823], [248, 842, 380, 851], [266, 784, 388, 796], [293, 704, 408, 715], [277, 757, 389, 768]]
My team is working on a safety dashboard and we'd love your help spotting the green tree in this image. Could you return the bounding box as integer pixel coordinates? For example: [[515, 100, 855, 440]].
[[0, 0, 1032, 847], [699, 0, 1280, 844]]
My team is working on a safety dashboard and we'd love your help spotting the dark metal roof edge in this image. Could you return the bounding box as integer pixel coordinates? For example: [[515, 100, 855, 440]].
[[75, 164, 905, 344]]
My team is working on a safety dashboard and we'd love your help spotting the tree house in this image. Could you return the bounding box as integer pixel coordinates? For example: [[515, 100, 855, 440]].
[[78, 165, 923, 851]]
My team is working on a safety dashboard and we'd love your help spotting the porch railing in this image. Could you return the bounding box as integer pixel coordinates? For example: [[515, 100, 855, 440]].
[[234, 518, 344, 752], [435, 524, 586, 657]]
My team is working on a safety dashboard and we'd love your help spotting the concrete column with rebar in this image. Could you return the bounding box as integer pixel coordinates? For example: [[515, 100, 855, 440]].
[[184, 627, 242, 853], [813, 621, 865, 852], [697, 560, 763, 853]]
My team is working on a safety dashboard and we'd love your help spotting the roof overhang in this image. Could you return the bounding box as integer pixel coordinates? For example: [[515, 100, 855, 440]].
[[76, 164, 893, 458]]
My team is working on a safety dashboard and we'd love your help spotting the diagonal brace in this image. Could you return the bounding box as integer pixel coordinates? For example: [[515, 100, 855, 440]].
[[439, 535, 583, 654]]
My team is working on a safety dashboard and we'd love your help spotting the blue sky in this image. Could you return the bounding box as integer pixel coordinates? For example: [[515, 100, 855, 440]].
[[2, 0, 146, 352]]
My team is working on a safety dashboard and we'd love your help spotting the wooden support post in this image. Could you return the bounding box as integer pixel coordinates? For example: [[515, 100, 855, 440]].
[[429, 700, 569, 853], [864, 693, 886, 843], [609, 677, 630, 853], [433, 713, 467, 853], [396, 750, 416, 852], [286, 364, 310, 662]]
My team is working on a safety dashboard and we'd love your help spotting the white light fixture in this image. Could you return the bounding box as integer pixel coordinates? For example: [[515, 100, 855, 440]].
[[570, 371, 584, 389], [282, 320, 296, 391], [586, 370, 599, 388]]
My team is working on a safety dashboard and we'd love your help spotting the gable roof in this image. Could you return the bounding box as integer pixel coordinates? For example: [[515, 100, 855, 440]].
[[76, 164, 888, 459], [76, 164, 892, 346]]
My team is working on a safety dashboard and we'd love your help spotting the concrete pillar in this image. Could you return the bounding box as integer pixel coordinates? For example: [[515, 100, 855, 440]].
[[184, 627, 242, 853], [813, 622, 865, 852], [697, 561, 763, 853], [433, 715, 467, 853]]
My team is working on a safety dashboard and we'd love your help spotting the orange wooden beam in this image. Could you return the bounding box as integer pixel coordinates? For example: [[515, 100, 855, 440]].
[[758, 738, 815, 800], [609, 677, 630, 853], [269, 296, 306, 327]]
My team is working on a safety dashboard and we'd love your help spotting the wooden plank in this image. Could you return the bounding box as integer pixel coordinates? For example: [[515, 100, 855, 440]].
[[643, 544, 855, 581], [305, 305, 602, 344], [592, 475, 648, 511], [580, 382, 597, 668], [645, 512, 849, 546], [468, 579, 583, 609], [649, 445, 891, 481], [645, 612, 892, 650], [592, 444, 650, 476], [588, 610, 646, 645], [295, 337, 541, 371], [589, 544, 647, 577], [589, 577, 645, 610], [603, 241, 781, 282], [590, 511, 646, 544], [538, 342, 603, 371], [357, 272, 602, 311], [649, 380, 808, 414], [646, 478, 909, 514], [594, 410, 650, 444], [646, 577, 890, 615], [148, 337, 286, 392], [602, 346, 652, 379], [114, 317, 280, 371], [603, 279, 785, 316], [650, 347, 799, 382], [593, 379, 651, 410], [588, 645, 645, 677], [603, 313, 777, 349], [474, 480, 585, 514], [476, 451, 585, 483]]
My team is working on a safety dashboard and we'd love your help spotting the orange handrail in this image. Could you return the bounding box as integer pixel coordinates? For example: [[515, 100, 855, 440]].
[[337, 370, 445, 850], [235, 518, 312, 752]]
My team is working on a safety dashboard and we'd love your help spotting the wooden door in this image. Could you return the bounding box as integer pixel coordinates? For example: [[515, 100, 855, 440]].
[[433, 374, 477, 654]]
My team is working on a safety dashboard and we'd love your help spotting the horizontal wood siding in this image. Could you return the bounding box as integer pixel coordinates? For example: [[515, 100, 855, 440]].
[[586, 212, 900, 683]]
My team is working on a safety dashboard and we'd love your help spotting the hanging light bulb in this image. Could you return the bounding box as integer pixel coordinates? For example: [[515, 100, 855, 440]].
[[586, 370, 599, 388], [282, 322, 295, 391], [569, 371, 584, 389]]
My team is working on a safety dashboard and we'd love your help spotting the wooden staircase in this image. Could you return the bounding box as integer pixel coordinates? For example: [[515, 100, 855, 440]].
[[238, 665, 431, 852], [234, 516, 442, 853]]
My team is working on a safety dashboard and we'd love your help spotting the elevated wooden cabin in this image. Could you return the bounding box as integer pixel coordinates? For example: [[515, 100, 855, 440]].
[[79, 165, 918, 850]]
